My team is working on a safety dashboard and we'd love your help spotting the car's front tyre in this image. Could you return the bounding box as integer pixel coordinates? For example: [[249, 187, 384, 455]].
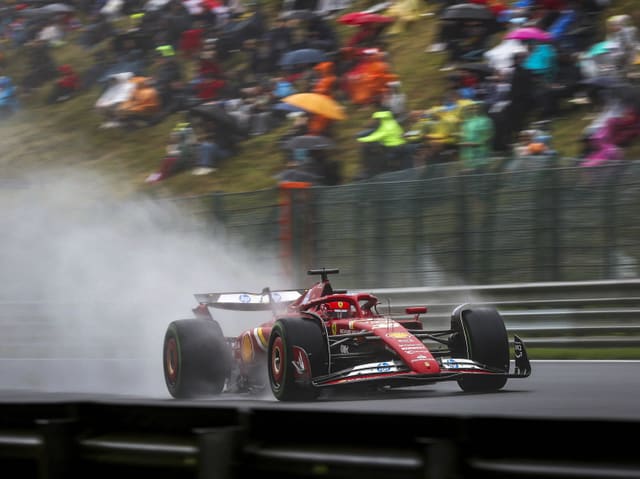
[[268, 317, 328, 401], [450, 306, 509, 392]]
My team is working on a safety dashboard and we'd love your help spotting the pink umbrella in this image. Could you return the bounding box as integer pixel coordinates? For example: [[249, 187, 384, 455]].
[[504, 27, 552, 42]]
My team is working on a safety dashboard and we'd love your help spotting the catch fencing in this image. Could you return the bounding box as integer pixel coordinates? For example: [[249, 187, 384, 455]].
[[172, 161, 640, 289]]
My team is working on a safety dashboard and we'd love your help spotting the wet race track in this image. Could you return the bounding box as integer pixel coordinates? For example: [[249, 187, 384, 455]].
[[1, 360, 639, 420]]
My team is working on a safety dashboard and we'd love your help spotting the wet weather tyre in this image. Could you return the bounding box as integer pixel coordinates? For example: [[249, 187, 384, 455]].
[[268, 317, 329, 402], [163, 319, 230, 399], [451, 307, 509, 392]]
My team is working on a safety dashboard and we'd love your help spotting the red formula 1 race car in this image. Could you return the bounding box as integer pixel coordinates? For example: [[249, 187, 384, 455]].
[[162, 269, 531, 401]]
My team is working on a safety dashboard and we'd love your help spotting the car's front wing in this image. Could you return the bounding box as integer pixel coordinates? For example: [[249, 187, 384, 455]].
[[312, 335, 531, 388]]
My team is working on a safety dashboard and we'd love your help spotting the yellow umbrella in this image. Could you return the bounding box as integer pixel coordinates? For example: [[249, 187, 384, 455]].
[[282, 93, 347, 120]]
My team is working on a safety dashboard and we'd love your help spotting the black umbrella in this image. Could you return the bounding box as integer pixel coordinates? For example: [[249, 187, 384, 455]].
[[441, 3, 494, 21], [284, 135, 336, 151], [279, 48, 327, 67]]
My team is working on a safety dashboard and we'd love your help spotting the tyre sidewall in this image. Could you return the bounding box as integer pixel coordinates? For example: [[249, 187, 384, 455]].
[[267, 317, 328, 401], [163, 319, 229, 398], [452, 307, 509, 392]]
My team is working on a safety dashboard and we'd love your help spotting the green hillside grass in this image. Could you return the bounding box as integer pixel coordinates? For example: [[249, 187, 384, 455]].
[[1, 0, 639, 199]]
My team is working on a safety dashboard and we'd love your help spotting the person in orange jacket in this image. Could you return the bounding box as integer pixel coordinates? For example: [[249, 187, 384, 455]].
[[116, 77, 160, 127], [312, 61, 337, 96], [308, 62, 338, 136], [307, 111, 332, 136], [346, 49, 398, 106]]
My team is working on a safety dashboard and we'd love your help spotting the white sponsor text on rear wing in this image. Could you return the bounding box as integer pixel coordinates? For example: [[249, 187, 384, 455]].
[[194, 290, 304, 311]]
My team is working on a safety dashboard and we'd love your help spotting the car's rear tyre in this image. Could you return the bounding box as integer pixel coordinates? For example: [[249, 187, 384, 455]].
[[450, 307, 509, 392], [268, 317, 328, 401], [163, 319, 230, 399]]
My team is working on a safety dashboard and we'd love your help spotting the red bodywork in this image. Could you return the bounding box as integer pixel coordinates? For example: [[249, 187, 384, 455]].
[[194, 275, 447, 390], [191, 271, 530, 393]]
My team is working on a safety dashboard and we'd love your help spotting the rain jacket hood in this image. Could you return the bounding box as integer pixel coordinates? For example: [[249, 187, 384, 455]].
[[358, 110, 406, 146]]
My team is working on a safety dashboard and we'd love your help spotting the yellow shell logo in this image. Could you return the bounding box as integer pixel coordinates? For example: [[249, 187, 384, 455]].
[[338, 301, 344, 308], [241, 334, 254, 362], [387, 332, 409, 339]]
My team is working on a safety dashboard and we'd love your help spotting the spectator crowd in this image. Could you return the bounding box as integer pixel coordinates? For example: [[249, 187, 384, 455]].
[[0, 0, 639, 186]]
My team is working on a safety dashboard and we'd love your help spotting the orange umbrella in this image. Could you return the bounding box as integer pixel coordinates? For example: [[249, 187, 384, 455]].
[[282, 93, 347, 120]]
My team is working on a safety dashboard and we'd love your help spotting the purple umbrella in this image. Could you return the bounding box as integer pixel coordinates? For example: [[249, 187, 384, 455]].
[[504, 27, 552, 42]]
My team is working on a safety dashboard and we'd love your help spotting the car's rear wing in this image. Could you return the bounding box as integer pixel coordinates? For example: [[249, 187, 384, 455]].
[[194, 289, 305, 311]]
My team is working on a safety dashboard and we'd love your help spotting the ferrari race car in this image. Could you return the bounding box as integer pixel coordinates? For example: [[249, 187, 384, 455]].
[[162, 269, 531, 401]]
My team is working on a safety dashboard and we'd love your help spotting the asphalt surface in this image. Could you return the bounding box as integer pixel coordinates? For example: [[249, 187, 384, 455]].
[[1, 360, 639, 420]]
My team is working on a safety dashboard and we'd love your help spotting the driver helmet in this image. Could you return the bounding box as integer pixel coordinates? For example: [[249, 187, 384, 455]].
[[324, 301, 351, 319]]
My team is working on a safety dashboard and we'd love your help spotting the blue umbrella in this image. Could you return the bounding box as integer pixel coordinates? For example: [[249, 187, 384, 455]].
[[278, 48, 326, 67]]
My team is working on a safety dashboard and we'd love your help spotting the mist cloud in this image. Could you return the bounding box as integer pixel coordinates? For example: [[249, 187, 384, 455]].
[[0, 167, 285, 397]]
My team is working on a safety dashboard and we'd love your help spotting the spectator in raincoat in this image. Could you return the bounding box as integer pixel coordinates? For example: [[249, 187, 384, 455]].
[[458, 101, 495, 173], [191, 48, 226, 101], [312, 61, 337, 96], [0, 76, 19, 118], [423, 90, 476, 146], [153, 45, 184, 115], [178, 20, 204, 60], [21, 38, 57, 94], [116, 77, 160, 127], [578, 113, 628, 187], [146, 121, 198, 183], [308, 62, 338, 136], [357, 107, 407, 177], [505, 51, 535, 145], [385, 0, 422, 35], [345, 49, 399, 105], [48, 64, 80, 104], [605, 14, 639, 71], [381, 80, 408, 123], [523, 43, 558, 84], [96, 72, 137, 129]]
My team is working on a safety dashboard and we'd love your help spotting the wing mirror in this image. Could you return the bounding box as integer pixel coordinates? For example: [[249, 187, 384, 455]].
[[405, 306, 427, 317]]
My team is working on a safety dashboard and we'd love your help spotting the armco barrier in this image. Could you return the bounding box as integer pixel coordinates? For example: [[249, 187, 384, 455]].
[[360, 279, 640, 349], [1, 280, 640, 353], [0, 401, 639, 479]]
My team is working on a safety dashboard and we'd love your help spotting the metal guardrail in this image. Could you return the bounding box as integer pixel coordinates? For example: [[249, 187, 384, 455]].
[[1, 280, 639, 352], [1, 402, 639, 479], [359, 279, 640, 349]]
